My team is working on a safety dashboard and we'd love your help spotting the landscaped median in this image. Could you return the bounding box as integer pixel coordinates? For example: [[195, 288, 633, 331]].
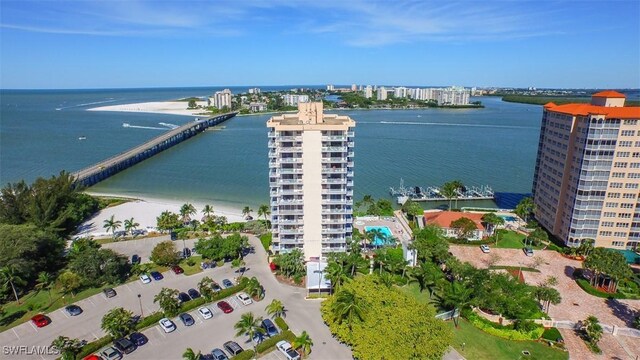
[[230, 325, 296, 360], [464, 310, 544, 341], [75, 279, 249, 359]]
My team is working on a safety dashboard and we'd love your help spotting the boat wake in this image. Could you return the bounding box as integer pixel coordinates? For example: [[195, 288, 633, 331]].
[[379, 121, 534, 129], [122, 123, 166, 130], [56, 98, 117, 110], [158, 122, 179, 129]]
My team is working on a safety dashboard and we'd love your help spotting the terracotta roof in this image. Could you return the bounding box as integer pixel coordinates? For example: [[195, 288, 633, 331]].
[[423, 211, 485, 231], [592, 90, 626, 98], [545, 103, 640, 119]]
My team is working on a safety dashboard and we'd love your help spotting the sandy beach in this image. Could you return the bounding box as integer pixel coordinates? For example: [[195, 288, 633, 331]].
[[78, 193, 246, 237], [87, 101, 210, 117]]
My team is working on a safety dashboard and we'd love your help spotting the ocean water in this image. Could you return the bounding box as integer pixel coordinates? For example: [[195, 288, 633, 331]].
[[1, 87, 542, 209]]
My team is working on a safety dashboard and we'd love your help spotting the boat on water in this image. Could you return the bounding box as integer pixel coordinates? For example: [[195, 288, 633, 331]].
[[122, 123, 130, 127], [78, 136, 87, 140]]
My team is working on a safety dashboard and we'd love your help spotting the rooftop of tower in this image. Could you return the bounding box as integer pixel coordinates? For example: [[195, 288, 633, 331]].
[[267, 102, 355, 128]]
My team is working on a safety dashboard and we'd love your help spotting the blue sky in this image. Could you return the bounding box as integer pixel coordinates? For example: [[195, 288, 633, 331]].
[[1, 0, 639, 89]]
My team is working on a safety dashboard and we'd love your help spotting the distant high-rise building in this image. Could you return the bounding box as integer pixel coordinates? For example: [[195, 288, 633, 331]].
[[377, 86, 387, 101], [365, 85, 373, 99], [283, 94, 309, 106], [351, 84, 357, 91], [267, 102, 356, 260], [209, 89, 232, 109], [532, 91, 640, 250], [394, 87, 407, 98], [327, 85, 334, 91], [248, 88, 261, 94]]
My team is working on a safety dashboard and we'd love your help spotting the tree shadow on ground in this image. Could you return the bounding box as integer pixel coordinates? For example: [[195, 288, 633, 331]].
[[564, 265, 576, 279], [605, 298, 636, 327], [0, 310, 26, 326]]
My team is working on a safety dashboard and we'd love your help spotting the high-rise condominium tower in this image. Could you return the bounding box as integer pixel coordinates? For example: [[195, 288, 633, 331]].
[[532, 91, 640, 250], [267, 102, 356, 260]]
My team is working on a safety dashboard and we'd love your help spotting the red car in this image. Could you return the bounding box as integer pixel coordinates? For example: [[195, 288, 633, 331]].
[[31, 314, 50, 328], [217, 301, 233, 314], [83, 355, 101, 360], [171, 266, 184, 274]]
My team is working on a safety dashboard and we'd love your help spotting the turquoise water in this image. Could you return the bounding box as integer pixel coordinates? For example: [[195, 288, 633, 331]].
[[364, 226, 393, 246], [1, 87, 542, 210], [499, 215, 518, 222]]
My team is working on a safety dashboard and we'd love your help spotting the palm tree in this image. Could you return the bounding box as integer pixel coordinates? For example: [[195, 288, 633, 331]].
[[292, 331, 313, 358], [330, 289, 367, 329], [450, 180, 464, 208], [35, 271, 55, 304], [515, 197, 535, 223], [124, 217, 139, 235], [180, 203, 197, 224], [234, 312, 265, 356], [324, 262, 349, 294], [242, 206, 253, 219], [245, 277, 264, 300], [435, 281, 473, 327], [265, 299, 286, 318], [51, 336, 83, 360], [440, 182, 457, 210], [103, 215, 122, 237], [182, 348, 201, 360], [202, 204, 214, 222], [481, 213, 504, 236], [0, 266, 25, 304], [583, 315, 603, 346], [257, 204, 271, 221]]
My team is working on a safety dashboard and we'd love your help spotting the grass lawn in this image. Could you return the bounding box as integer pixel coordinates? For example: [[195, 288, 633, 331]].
[[495, 231, 544, 250], [179, 255, 203, 276], [397, 283, 439, 311], [448, 319, 568, 360]]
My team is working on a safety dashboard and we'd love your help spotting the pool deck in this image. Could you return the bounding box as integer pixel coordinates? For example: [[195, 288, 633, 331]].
[[354, 215, 412, 246]]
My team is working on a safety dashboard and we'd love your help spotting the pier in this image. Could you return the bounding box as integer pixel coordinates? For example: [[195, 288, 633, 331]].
[[389, 179, 494, 205], [73, 112, 237, 187]]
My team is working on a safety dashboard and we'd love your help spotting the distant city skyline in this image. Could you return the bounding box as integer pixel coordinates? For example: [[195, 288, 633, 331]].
[[1, 0, 639, 89]]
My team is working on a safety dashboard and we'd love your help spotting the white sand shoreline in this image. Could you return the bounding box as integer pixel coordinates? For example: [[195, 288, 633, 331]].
[[79, 191, 247, 237], [87, 101, 210, 117]]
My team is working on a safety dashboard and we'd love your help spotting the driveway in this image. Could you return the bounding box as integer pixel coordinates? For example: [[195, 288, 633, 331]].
[[102, 235, 198, 263]]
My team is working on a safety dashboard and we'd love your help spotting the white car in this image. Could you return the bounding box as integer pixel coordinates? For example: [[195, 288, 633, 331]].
[[480, 245, 490, 253], [140, 274, 151, 284], [276, 340, 300, 360], [159, 318, 176, 333], [198, 306, 213, 319], [236, 292, 253, 306]]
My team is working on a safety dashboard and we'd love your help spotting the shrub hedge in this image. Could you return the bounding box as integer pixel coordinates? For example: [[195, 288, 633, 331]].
[[255, 330, 296, 353], [465, 311, 544, 341], [230, 349, 256, 360], [76, 335, 113, 359], [274, 316, 289, 331], [542, 327, 563, 342], [575, 278, 629, 299]]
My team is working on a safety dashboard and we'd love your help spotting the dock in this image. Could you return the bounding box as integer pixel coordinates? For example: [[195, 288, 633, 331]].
[[389, 179, 494, 204], [73, 112, 237, 187]]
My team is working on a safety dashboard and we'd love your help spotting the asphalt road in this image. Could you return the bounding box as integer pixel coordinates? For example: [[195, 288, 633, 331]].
[[0, 234, 353, 360]]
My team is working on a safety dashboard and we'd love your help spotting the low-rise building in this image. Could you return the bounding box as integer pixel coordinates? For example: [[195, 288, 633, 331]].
[[249, 102, 268, 112], [423, 210, 486, 240]]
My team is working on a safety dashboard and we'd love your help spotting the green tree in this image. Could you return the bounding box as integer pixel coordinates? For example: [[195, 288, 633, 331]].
[[0, 180, 31, 224], [201, 204, 214, 222], [449, 217, 478, 240], [183, 347, 201, 360], [440, 182, 458, 210], [274, 248, 305, 279], [0, 265, 25, 304], [583, 247, 633, 292], [324, 261, 349, 294], [435, 281, 473, 327], [103, 215, 122, 237], [410, 224, 450, 263], [242, 206, 253, 219], [401, 199, 423, 218], [150, 241, 181, 266], [535, 286, 562, 313], [154, 288, 180, 316], [35, 271, 55, 304], [583, 315, 603, 348], [245, 277, 264, 300], [124, 217, 139, 235], [101, 307, 135, 338], [57, 271, 81, 297], [577, 238, 595, 257], [51, 336, 83, 360], [156, 210, 182, 232], [515, 197, 535, 223], [257, 204, 271, 221], [450, 180, 464, 208], [234, 312, 265, 356], [187, 99, 197, 109], [198, 277, 216, 302], [330, 288, 368, 329], [292, 330, 313, 357], [180, 203, 197, 224], [528, 228, 549, 246], [265, 299, 286, 318], [408, 261, 443, 298], [68, 247, 130, 286], [481, 213, 504, 236]]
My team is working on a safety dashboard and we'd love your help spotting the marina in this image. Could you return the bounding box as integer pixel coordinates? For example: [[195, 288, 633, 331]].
[[390, 179, 494, 204]]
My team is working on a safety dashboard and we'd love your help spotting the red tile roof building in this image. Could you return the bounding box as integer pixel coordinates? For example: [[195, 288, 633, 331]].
[[424, 211, 486, 240]]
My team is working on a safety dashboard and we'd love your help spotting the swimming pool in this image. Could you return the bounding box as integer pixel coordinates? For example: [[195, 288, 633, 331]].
[[498, 215, 517, 222], [364, 226, 393, 246]]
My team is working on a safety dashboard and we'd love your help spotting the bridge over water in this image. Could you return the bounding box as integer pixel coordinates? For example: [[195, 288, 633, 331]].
[[73, 112, 237, 187]]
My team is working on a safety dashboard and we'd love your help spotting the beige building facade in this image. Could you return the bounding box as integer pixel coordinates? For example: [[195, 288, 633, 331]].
[[267, 102, 356, 260], [532, 91, 640, 250]]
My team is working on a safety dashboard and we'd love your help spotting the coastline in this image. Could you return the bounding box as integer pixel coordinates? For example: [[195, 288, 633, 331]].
[[80, 191, 246, 238]]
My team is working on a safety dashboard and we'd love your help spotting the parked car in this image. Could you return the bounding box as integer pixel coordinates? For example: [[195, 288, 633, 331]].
[[222, 279, 233, 288], [178, 292, 191, 303], [159, 318, 176, 333], [179, 313, 195, 326], [31, 314, 50, 328], [131, 254, 141, 264], [113, 338, 136, 354], [150, 271, 163, 280], [480, 244, 490, 253], [210, 348, 229, 360], [128, 332, 148, 346], [236, 292, 252, 305], [172, 265, 184, 274], [262, 319, 279, 337], [524, 247, 534, 257], [211, 282, 222, 292], [103, 288, 117, 298], [64, 304, 83, 316], [182, 248, 192, 258], [223, 341, 243, 356], [82, 355, 101, 360], [276, 341, 300, 360], [100, 346, 122, 360], [198, 307, 213, 320], [140, 274, 151, 284], [217, 301, 233, 314], [188, 288, 200, 299]]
